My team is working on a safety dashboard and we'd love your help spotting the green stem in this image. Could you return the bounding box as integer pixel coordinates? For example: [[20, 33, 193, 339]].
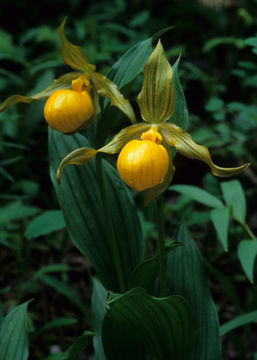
[[240, 221, 256, 240], [96, 155, 126, 292], [156, 194, 167, 297]]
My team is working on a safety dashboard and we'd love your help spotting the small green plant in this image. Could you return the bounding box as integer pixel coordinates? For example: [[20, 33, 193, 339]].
[[0, 16, 256, 360]]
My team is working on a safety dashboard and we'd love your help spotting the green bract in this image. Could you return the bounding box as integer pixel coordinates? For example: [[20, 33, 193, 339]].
[[56, 40, 250, 205], [0, 18, 136, 126]]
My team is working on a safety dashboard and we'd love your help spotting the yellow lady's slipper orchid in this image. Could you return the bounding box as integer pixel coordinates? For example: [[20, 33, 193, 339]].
[[44, 76, 94, 133], [0, 18, 136, 133], [117, 128, 169, 191], [56, 40, 250, 205]]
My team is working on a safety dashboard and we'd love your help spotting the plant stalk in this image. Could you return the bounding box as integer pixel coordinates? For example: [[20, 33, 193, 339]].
[[96, 155, 126, 292], [241, 221, 256, 240], [156, 194, 167, 297]]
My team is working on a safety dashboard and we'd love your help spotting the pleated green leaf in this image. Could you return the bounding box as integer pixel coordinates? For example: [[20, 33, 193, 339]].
[[167, 224, 222, 360], [221, 180, 246, 223], [102, 287, 194, 360], [210, 206, 230, 251], [49, 129, 144, 292], [0, 301, 31, 360], [237, 239, 257, 283], [137, 40, 174, 124], [170, 57, 188, 129], [91, 278, 107, 360], [128, 240, 182, 293], [107, 38, 152, 89]]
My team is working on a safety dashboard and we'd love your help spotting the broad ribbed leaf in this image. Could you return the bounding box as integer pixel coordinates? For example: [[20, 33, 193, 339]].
[[160, 123, 250, 177], [221, 180, 246, 223], [210, 206, 230, 251], [107, 38, 152, 89], [91, 278, 107, 360], [237, 239, 257, 283], [0, 301, 31, 360], [137, 40, 174, 124], [102, 287, 194, 360], [169, 184, 223, 208], [167, 224, 222, 360], [0, 72, 81, 113], [170, 58, 188, 129], [49, 129, 143, 292], [128, 240, 182, 293]]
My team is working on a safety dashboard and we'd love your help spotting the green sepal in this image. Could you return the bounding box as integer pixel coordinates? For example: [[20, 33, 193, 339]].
[[91, 72, 136, 124], [137, 40, 174, 124], [57, 147, 98, 183], [160, 123, 250, 177], [57, 17, 95, 73], [99, 123, 151, 154], [0, 72, 82, 113], [143, 145, 175, 206]]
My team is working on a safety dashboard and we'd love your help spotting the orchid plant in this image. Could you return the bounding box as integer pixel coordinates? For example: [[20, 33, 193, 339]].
[[0, 18, 252, 360]]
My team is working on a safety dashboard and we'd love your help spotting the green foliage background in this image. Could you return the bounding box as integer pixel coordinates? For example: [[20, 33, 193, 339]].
[[0, 0, 257, 359]]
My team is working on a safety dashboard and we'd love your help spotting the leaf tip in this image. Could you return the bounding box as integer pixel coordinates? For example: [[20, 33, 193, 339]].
[[57, 16, 67, 36]]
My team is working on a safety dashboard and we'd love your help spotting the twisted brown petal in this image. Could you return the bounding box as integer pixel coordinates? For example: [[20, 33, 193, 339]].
[[160, 123, 250, 177]]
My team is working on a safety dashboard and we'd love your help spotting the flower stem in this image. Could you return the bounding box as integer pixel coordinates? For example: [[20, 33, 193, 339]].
[[240, 221, 256, 240], [96, 155, 126, 292], [156, 194, 167, 297]]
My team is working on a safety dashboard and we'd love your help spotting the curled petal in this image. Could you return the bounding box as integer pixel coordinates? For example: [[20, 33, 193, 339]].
[[57, 124, 150, 183], [57, 147, 98, 183], [160, 123, 250, 177], [57, 17, 95, 73], [91, 72, 136, 124], [0, 72, 82, 113], [99, 123, 151, 154]]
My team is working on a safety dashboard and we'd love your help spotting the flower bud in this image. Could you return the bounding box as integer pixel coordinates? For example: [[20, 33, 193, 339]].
[[44, 76, 94, 133], [117, 128, 169, 191]]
